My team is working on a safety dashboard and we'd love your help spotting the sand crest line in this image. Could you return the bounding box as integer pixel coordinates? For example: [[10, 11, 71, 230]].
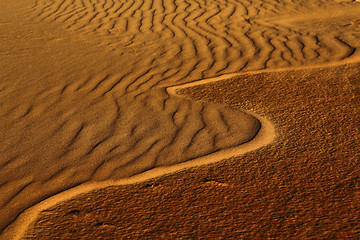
[[1, 73, 276, 240], [4, 57, 360, 239]]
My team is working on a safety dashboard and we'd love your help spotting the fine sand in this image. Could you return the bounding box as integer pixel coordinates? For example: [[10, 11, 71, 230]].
[[0, 0, 360, 238], [23, 62, 360, 239]]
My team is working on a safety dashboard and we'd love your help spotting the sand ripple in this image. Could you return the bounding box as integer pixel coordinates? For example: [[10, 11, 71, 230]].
[[1, 0, 360, 237], [31, 0, 360, 73]]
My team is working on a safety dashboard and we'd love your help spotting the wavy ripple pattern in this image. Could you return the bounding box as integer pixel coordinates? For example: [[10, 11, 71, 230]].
[[30, 0, 359, 75], [1, 0, 360, 235]]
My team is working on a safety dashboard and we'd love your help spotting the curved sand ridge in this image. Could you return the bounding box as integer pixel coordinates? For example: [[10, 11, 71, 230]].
[[1, 0, 360, 238], [1, 76, 275, 240], [22, 61, 359, 239]]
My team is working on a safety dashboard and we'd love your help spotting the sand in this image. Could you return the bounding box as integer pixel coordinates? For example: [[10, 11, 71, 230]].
[[0, 0, 359, 238], [23, 63, 360, 239]]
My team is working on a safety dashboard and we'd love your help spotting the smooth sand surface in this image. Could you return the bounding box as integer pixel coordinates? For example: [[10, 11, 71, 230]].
[[0, 0, 360, 238]]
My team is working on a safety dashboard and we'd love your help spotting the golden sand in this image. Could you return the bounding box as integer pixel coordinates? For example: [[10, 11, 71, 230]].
[[0, 0, 359, 238], [24, 63, 360, 239]]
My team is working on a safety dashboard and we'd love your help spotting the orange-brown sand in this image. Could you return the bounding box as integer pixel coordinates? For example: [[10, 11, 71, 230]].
[[23, 63, 360, 239], [1, 0, 360, 238]]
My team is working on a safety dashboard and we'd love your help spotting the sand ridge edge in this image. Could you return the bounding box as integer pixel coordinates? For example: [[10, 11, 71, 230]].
[[3, 55, 360, 240], [0, 73, 276, 240]]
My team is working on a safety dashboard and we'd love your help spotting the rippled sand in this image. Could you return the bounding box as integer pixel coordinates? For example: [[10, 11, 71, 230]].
[[0, 0, 360, 238], [23, 62, 360, 239]]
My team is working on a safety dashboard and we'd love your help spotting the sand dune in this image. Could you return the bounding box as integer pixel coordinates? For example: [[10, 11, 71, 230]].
[[30, 0, 360, 73], [0, 0, 360, 238], [22, 61, 360, 239]]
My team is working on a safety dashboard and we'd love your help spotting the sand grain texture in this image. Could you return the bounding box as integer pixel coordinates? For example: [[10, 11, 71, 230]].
[[24, 62, 360, 239], [0, 0, 360, 238]]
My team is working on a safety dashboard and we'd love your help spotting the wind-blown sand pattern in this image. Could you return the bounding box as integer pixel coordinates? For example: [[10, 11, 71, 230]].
[[21, 61, 360, 239], [30, 0, 360, 72], [1, 80, 275, 240], [0, 0, 360, 238]]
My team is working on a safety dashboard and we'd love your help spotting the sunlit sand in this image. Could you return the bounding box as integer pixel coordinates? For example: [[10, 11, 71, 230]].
[[0, 0, 359, 238]]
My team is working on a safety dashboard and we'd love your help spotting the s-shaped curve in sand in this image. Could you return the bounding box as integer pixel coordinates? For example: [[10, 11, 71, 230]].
[[1, 0, 360, 238], [0, 73, 275, 240]]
